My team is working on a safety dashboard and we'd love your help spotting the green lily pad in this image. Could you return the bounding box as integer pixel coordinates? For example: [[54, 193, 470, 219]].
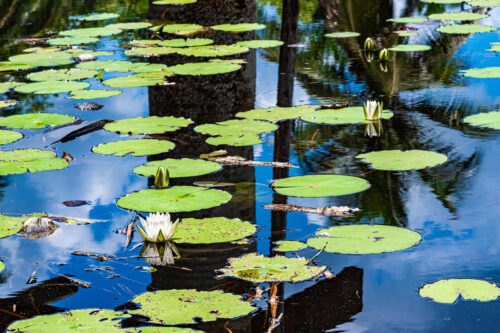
[[14, 81, 89, 94], [0, 62, 34, 72], [234, 40, 284, 48], [176, 45, 249, 57], [307, 225, 422, 254], [236, 105, 318, 122], [0, 213, 44, 239], [0, 100, 17, 108], [0, 130, 22, 145], [211, 23, 265, 32], [388, 44, 431, 52], [356, 150, 448, 170], [27, 68, 98, 81], [59, 27, 123, 37], [487, 42, 500, 52], [218, 253, 326, 283], [65, 49, 114, 57], [461, 67, 500, 78], [106, 22, 152, 30], [325, 31, 360, 38], [419, 279, 500, 304], [134, 158, 221, 178], [92, 139, 175, 157], [102, 72, 170, 87], [77, 60, 167, 73], [23, 47, 61, 53], [104, 116, 193, 134], [195, 119, 278, 137], [0, 113, 75, 129], [6, 309, 126, 332], [387, 17, 428, 23], [117, 186, 232, 212], [301, 106, 393, 125], [0, 261, 3, 273], [209, 58, 247, 64], [271, 175, 370, 197], [157, 24, 204, 35], [68, 89, 122, 99], [429, 12, 489, 21], [0, 81, 25, 93], [153, 0, 197, 4], [436, 24, 497, 34], [130, 289, 255, 325], [47, 37, 99, 45], [205, 134, 263, 146], [130, 38, 213, 47], [77, 13, 120, 21], [423, 0, 463, 3], [463, 111, 500, 129], [395, 30, 418, 37], [468, 0, 500, 6], [0, 149, 68, 175], [132, 328, 201, 333], [173, 217, 256, 243], [169, 62, 241, 75], [124, 46, 178, 57], [9, 52, 74, 67], [274, 240, 307, 252]]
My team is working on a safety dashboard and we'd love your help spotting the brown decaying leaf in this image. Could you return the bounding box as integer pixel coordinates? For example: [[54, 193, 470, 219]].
[[124, 219, 135, 249]]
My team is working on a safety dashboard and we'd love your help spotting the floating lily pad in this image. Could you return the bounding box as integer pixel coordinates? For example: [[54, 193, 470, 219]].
[[419, 279, 500, 304], [388, 44, 431, 52], [102, 72, 170, 87], [68, 89, 122, 99], [209, 58, 247, 64], [92, 139, 175, 157], [14, 80, 89, 94], [387, 17, 428, 23], [23, 47, 61, 53], [130, 289, 255, 325], [153, 0, 197, 4], [60, 27, 123, 37], [9, 52, 74, 67], [173, 217, 256, 244], [274, 240, 307, 252], [117, 186, 232, 212], [6, 309, 125, 332], [436, 24, 497, 34], [132, 328, 201, 333], [205, 134, 263, 146], [325, 31, 360, 38], [176, 45, 249, 57], [423, 0, 463, 2], [307, 225, 422, 254], [356, 150, 448, 170], [195, 119, 278, 137], [106, 22, 152, 30], [130, 38, 213, 47], [487, 42, 500, 52], [0, 81, 25, 93], [0, 62, 34, 72], [0, 100, 17, 108], [218, 253, 326, 283], [301, 106, 393, 125], [236, 105, 318, 122], [77, 13, 120, 21], [77, 60, 167, 73], [234, 40, 284, 48], [468, 0, 500, 6], [0, 113, 75, 129], [211, 23, 265, 32], [169, 62, 241, 75], [27, 68, 98, 81], [157, 24, 204, 35], [104, 116, 193, 134], [429, 12, 489, 21], [65, 49, 114, 57], [125, 46, 178, 57], [463, 111, 500, 129], [0, 149, 68, 175], [461, 67, 500, 78], [0, 213, 44, 239], [47, 36, 99, 45], [134, 158, 221, 178], [395, 30, 418, 37], [271, 175, 370, 197], [0, 130, 22, 145], [0, 261, 3, 273]]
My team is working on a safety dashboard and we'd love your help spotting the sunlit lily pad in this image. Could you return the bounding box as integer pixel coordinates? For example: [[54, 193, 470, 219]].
[[236, 105, 318, 122], [0, 261, 3, 273], [65, 49, 114, 57], [153, 0, 197, 4], [395, 30, 418, 37], [125, 46, 178, 57], [429, 12, 489, 21], [234, 40, 284, 48], [102, 72, 170, 87], [157, 24, 204, 35], [47, 37, 99, 45], [14, 80, 89, 94], [173, 217, 256, 243], [387, 17, 427, 23], [77, 13, 120, 21], [419, 279, 500, 304], [209, 58, 247, 64], [27, 68, 98, 81], [206, 134, 263, 146], [0, 62, 34, 72], [388, 44, 431, 52], [463, 111, 500, 129], [218, 253, 326, 283], [0, 213, 44, 239], [104, 116, 193, 134], [211, 23, 265, 32], [271, 175, 370, 197], [68, 89, 122, 99], [169, 62, 241, 75], [130, 289, 255, 325], [487, 42, 500, 52], [117, 186, 232, 212], [176, 45, 249, 57], [274, 240, 307, 252], [468, 0, 500, 6], [0, 100, 17, 108], [325, 32, 360, 38], [92, 139, 175, 157], [0, 113, 75, 129], [195, 119, 278, 137], [134, 158, 221, 178], [60, 27, 123, 37], [130, 38, 213, 47], [423, 0, 463, 2], [0, 81, 25, 93], [302, 106, 393, 125], [461, 67, 500, 78], [77, 60, 167, 73], [307, 225, 422, 254], [0, 130, 22, 145], [356, 150, 448, 170], [0, 149, 68, 175], [9, 52, 74, 67], [23, 47, 61, 53], [106, 22, 152, 30], [436, 24, 497, 34]]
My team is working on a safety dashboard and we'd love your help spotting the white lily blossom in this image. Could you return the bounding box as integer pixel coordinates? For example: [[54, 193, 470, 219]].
[[137, 212, 179, 242], [363, 100, 383, 121]]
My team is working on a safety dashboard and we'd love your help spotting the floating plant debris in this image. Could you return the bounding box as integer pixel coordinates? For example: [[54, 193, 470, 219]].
[[419, 279, 500, 303], [92, 139, 175, 157], [274, 240, 308, 252], [0, 149, 68, 175], [271, 175, 370, 197], [104, 116, 193, 134], [356, 150, 448, 170], [134, 158, 221, 178], [463, 111, 500, 129], [324, 31, 360, 38], [301, 106, 393, 125], [172, 217, 257, 243], [388, 44, 431, 52], [436, 24, 497, 34], [0, 113, 75, 129]]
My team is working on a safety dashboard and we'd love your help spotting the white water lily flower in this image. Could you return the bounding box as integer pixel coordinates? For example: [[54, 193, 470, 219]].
[[137, 212, 180, 242], [364, 120, 383, 137], [140, 241, 180, 266], [363, 100, 383, 121]]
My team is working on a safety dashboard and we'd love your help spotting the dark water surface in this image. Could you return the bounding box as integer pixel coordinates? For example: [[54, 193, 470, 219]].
[[0, 0, 499, 332]]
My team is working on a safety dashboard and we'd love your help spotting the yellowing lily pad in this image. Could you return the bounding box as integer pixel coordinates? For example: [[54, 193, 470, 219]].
[[48, 37, 99, 45], [102, 72, 170, 87], [92, 139, 175, 157], [106, 22, 152, 30], [387, 17, 428, 23], [388, 44, 431, 52], [211, 23, 265, 32], [169, 62, 241, 75], [14, 81, 89, 94], [274, 240, 307, 252], [60, 27, 123, 37], [271, 175, 370, 197], [68, 89, 122, 99], [0, 130, 22, 145], [236, 105, 318, 122], [134, 158, 221, 178], [356, 150, 448, 170], [463, 111, 500, 129], [429, 12, 489, 21], [0, 81, 25, 93], [77, 60, 167, 73], [77, 13, 120, 21], [117, 186, 232, 212], [0, 100, 17, 108], [176, 45, 249, 57], [461, 67, 500, 78], [104, 116, 193, 134], [436, 24, 497, 34], [124, 46, 178, 57], [27, 68, 98, 81], [235, 40, 284, 48], [301, 106, 393, 125], [172, 217, 256, 243], [0, 149, 68, 175], [0, 113, 75, 129], [307, 225, 422, 254], [0, 213, 44, 238], [419, 279, 500, 303], [157, 24, 204, 35], [0, 261, 3, 273], [325, 32, 360, 38], [218, 253, 326, 283], [130, 38, 213, 47]]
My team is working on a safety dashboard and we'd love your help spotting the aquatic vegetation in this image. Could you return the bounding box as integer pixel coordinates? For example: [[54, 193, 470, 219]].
[[428, 12, 489, 21], [0, 81, 25, 93], [487, 42, 500, 52], [274, 240, 307, 252], [436, 24, 497, 34], [27, 68, 98, 81], [388, 44, 431, 52], [106, 22, 152, 30], [463, 111, 500, 129], [153, 23, 204, 35], [419, 279, 500, 303], [388, 17, 427, 23], [379, 48, 390, 61], [364, 37, 375, 51], [356, 150, 448, 170], [75, 13, 119, 21], [172, 217, 257, 244], [325, 31, 360, 38], [0, 62, 34, 72], [461, 67, 500, 78], [168, 61, 242, 75], [59, 27, 123, 37], [137, 212, 180, 242], [130, 38, 213, 47], [0, 149, 68, 175], [423, 0, 463, 2], [364, 120, 383, 137], [153, 0, 197, 4], [0, 113, 75, 129], [102, 72, 171, 87], [92, 139, 175, 157], [395, 30, 418, 37], [0, 261, 3, 273], [0, 130, 22, 145], [134, 158, 222, 178], [236, 105, 318, 122], [0, 100, 17, 108], [14, 80, 89, 94], [76, 60, 168, 73], [140, 241, 181, 266], [47, 36, 99, 45], [302, 106, 393, 125], [104, 116, 193, 134], [235, 40, 284, 48], [125, 46, 178, 57], [195, 119, 278, 146], [271, 175, 370, 197], [154, 167, 169, 189], [176, 45, 250, 57], [211, 23, 265, 32], [363, 100, 383, 120], [9, 52, 74, 67], [468, 0, 500, 6], [0, 213, 45, 239], [68, 89, 122, 99]]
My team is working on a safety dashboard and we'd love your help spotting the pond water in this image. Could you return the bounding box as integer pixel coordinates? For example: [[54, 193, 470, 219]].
[[0, 0, 499, 332]]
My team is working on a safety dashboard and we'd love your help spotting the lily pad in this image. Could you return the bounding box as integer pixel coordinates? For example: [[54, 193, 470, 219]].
[[0, 100, 17, 108], [0, 149, 68, 175], [68, 89, 122, 99], [60, 27, 123, 37], [157, 24, 204, 35], [195, 119, 278, 137], [274, 240, 307, 252], [307, 225, 422, 254], [0, 81, 25, 93], [0, 213, 44, 239], [468, 0, 500, 6], [211, 23, 265, 32], [9, 52, 74, 67], [302, 106, 393, 125], [176, 45, 249, 57], [92, 139, 175, 157], [205, 134, 263, 146], [419, 279, 500, 304], [169, 62, 241, 75], [0, 62, 34, 72], [388, 44, 431, 52], [153, 0, 197, 4], [423, 0, 463, 2], [436, 24, 497, 34], [77, 13, 119, 21], [27, 68, 98, 81], [429, 12, 489, 21], [106, 22, 152, 30], [14, 81, 89, 94], [236, 105, 318, 122], [487, 42, 500, 52], [0, 261, 3, 273], [47, 37, 99, 45], [234, 40, 284, 48], [325, 32, 360, 38], [130, 289, 255, 325], [395, 30, 418, 37], [0, 113, 75, 129], [65, 49, 114, 57], [356, 150, 448, 170], [130, 38, 213, 47], [125, 46, 178, 57], [104, 116, 193, 134], [218, 253, 326, 283], [463, 111, 500, 129], [117, 186, 232, 212], [102, 72, 170, 87], [461, 67, 500, 78], [76, 60, 167, 73], [172, 217, 256, 243], [134, 158, 221, 178], [387, 17, 428, 23], [0, 130, 22, 145], [271, 175, 370, 197]]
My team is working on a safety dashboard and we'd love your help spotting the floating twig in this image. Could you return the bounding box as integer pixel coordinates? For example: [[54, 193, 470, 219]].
[[71, 251, 114, 262]]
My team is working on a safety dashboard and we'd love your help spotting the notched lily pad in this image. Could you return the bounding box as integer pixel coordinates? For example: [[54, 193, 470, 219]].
[[211, 23, 265, 32], [388, 44, 431, 52], [92, 139, 175, 157], [169, 62, 241, 75], [104, 116, 192, 134], [463, 111, 500, 129], [27, 68, 98, 81], [235, 40, 284, 48], [429, 12, 489, 21], [176, 45, 249, 57], [0, 113, 75, 129], [274, 240, 307, 252], [134, 158, 221, 178], [14, 81, 89, 94], [419, 279, 500, 303], [69, 89, 122, 99], [172, 217, 256, 244], [436, 24, 497, 34], [0, 149, 68, 175], [236, 105, 318, 122], [301, 106, 393, 125], [356, 150, 447, 170], [325, 32, 360, 38], [272, 175, 370, 197]]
